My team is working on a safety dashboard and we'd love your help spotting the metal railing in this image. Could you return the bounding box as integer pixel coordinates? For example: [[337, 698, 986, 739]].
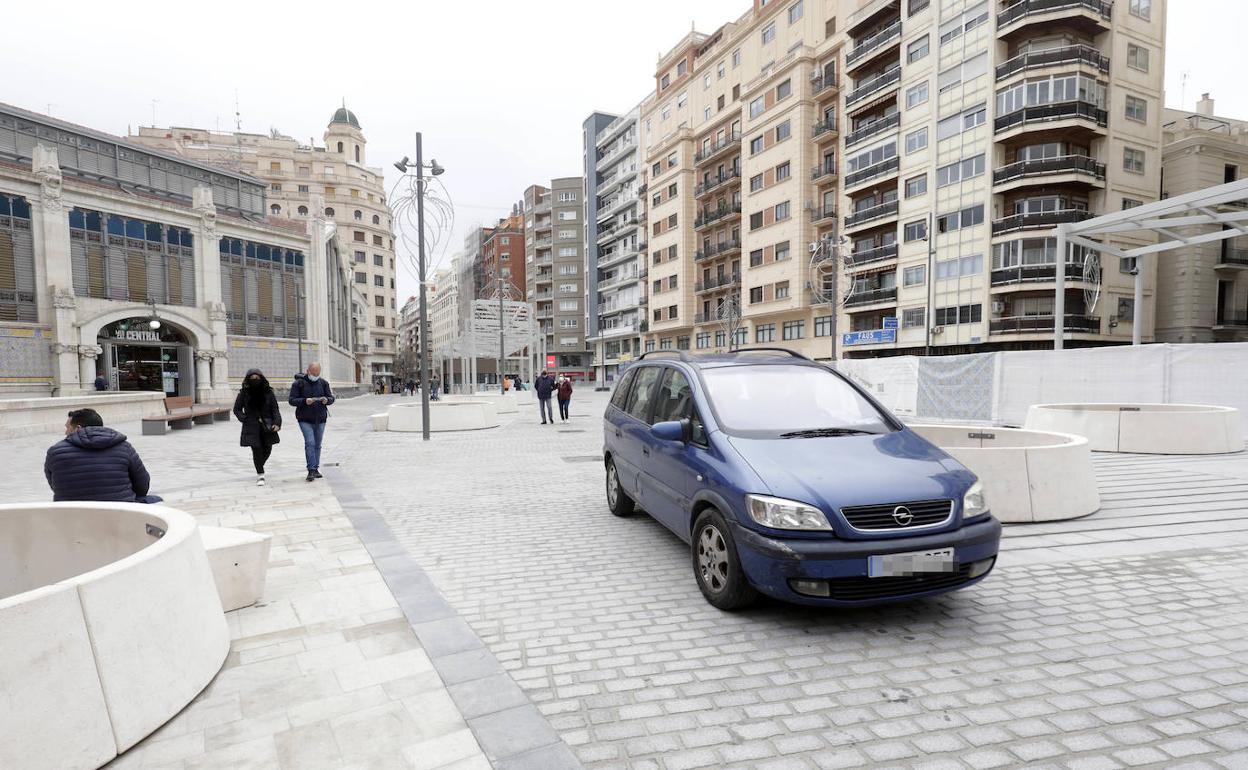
[[991, 209, 1095, 236], [695, 272, 742, 293], [990, 315, 1100, 334], [813, 73, 838, 95], [1217, 249, 1248, 267], [812, 163, 837, 182], [990, 263, 1089, 286], [695, 203, 742, 228], [994, 155, 1106, 185], [995, 100, 1108, 133], [696, 238, 743, 261], [695, 130, 742, 163], [814, 116, 838, 139], [996, 44, 1109, 80], [848, 243, 899, 267], [844, 287, 898, 307], [844, 200, 899, 229], [847, 20, 902, 68], [845, 112, 901, 148], [1215, 312, 1248, 327], [813, 204, 837, 222], [695, 169, 742, 197], [847, 65, 902, 106], [998, 0, 1113, 29], [845, 156, 900, 188]]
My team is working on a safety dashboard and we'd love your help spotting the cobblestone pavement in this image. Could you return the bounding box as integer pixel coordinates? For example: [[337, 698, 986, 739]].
[[338, 391, 1248, 770]]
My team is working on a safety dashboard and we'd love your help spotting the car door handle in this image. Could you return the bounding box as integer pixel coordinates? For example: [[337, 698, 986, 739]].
[[642, 448, 650, 457], [615, 429, 622, 438]]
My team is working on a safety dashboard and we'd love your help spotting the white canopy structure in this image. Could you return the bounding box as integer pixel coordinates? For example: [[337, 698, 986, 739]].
[[1054, 178, 1248, 349]]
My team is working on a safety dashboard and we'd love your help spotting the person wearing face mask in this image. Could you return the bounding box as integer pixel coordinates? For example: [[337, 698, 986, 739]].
[[234, 369, 282, 486], [289, 362, 336, 482]]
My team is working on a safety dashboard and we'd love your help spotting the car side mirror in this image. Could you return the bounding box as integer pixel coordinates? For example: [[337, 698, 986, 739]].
[[650, 420, 686, 443]]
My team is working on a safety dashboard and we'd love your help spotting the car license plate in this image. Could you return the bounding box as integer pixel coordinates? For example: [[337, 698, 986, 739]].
[[868, 548, 955, 578]]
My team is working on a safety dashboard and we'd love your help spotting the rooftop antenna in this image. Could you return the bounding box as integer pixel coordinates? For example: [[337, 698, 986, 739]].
[[1181, 71, 1189, 109], [234, 91, 241, 131]]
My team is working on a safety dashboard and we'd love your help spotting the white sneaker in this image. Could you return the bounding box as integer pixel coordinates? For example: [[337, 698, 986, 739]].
[[257, 476, 266, 487]]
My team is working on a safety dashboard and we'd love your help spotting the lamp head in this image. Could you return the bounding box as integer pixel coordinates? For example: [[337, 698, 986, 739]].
[[148, 318, 161, 330], [394, 156, 410, 173], [430, 160, 445, 176]]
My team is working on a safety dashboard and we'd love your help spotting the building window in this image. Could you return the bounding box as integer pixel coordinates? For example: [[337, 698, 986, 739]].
[[373, 235, 383, 246], [775, 241, 790, 262], [903, 219, 928, 242], [750, 286, 764, 303], [777, 79, 792, 101], [1124, 147, 1146, 174], [903, 265, 926, 286], [270, 204, 281, 215], [1125, 95, 1148, 122], [936, 154, 986, 187], [1129, 0, 1151, 18], [270, 183, 282, 192], [355, 250, 366, 263], [374, 275, 384, 287], [354, 145, 360, 162], [788, 0, 803, 24], [934, 304, 982, 325], [297, 205, 308, 215], [762, 22, 776, 44], [775, 201, 790, 221], [903, 307, 926, 328], [732, 49, 741, 67], [1128, 44, 1150, 72], [907, 35, 929, 64], [750, 249, 764, 267], [937, 53, 988, 94], [1123, 198, 1144, 210], [776, 161, 791, 181], [354, 210, 363, 220], [775, 121, 791, 142], [355, 272, 366, 283], [905, 174, 927, 198], [905, 127, 928, 154], [750, 97, 766, 119], [750, 173, 764, 192], [814, 315, 833, 337], [750, 135, 765, 154], [936, 254, 983, 279], [677, 336, 691, 351], [755, 323, 776, 343], [937, 103, 987, 140], [660, 338, 673, 349], [775, 281, 790, 299], [906, 81, 929, 109], [718, 62, 726, 79], [375, 295, 384, 307], [374, 254, 384, 266], [677, 91, 688, 108], [782, 320, 805, 340], [668, 305, 678, 319], [936, 204, 985, 234], [750, 212, 764, 231], [696, 332, 711, 349]]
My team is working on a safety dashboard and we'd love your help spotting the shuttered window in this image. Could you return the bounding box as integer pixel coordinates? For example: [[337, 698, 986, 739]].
[[68, 208, 195, 307], [218, 237, 306, 339], [0, 193, 37, 322]]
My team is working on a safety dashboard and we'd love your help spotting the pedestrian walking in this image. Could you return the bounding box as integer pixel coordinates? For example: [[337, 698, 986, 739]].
[[233, 369, 281, 486], [534, 369, 556, 425], [93, 372, 108, 391], [45, 408, 161, 503], [556, 376, 573, 422], [502, 375, 511, 393], [407, 379, 416, 397], [289, 362, 335, 483]]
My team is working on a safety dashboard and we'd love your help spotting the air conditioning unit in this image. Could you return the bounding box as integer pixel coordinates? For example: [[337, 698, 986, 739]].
[[931, 326, 945, 335], [810, 69, 822, 82], [991, 301, 1005, 314]]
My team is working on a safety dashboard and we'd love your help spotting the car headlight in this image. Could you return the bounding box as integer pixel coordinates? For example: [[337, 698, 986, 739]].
[[963, 481, 989, 521], [745, 494, 831, 531]]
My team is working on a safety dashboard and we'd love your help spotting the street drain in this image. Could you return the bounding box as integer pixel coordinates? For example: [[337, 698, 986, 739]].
[[562, 455, 602, 463]]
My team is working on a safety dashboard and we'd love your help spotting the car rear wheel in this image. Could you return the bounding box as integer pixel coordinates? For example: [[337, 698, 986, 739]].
[[606, 457, 635, 517], [692, 508, 757, 610]]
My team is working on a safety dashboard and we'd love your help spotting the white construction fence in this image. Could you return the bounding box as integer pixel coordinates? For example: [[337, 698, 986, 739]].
[[835, 343, 1248, 438]]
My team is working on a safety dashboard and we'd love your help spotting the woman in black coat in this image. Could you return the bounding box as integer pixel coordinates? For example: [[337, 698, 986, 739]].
[[233, 368, 282, 486]]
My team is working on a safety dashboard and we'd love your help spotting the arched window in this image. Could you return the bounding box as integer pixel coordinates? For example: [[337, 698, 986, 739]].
[[297, 205, 308, 215], [336, 141, 344, 153], [270, 204, 281, 215], [354, 145, 360, 162], [354, 210, 363, 220], [372, 214, 380, 225], [325, 207, 335, 216]]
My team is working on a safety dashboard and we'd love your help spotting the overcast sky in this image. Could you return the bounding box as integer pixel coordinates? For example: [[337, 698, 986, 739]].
[[4, 0, 1245, 301]]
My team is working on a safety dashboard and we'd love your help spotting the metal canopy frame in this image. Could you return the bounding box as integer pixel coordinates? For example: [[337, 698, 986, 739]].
[[1053, 178, 1248, 349]]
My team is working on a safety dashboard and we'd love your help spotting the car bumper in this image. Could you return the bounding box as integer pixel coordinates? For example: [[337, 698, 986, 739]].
[[730, 516, 1002, 607]]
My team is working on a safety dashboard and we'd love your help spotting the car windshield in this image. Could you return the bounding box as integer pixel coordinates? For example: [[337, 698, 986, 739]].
[[701, 364, 893, 435]]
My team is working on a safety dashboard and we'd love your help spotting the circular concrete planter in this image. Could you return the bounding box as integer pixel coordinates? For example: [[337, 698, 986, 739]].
[[1025, 403, 1243, 455], [910, 424, 1101, 524], [441, 392, 519, 414], [388, 400, 500, 432], [0, 503, 229, 770]]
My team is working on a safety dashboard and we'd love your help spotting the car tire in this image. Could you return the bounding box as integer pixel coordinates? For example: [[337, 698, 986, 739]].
[[691, 508, 757, 610], [606, 457, 635, 517]]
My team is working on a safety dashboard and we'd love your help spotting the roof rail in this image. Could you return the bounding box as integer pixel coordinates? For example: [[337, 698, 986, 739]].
[[724, 347, 811, 360], [636, 350, 689, 361]]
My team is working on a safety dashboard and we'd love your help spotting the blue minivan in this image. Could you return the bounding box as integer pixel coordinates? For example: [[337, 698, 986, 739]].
[[603, 349, 1000, 610]]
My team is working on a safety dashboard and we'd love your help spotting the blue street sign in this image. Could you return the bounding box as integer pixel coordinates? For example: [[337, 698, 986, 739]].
[[882, 316, 899, 329], [841, 328, 897, 346]]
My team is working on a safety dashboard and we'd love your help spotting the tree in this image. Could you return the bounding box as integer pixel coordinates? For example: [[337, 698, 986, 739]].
[[392, 349, 419, 383]]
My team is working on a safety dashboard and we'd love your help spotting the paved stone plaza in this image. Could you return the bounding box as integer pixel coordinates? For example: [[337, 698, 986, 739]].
[[5, 391, 1248, 769]]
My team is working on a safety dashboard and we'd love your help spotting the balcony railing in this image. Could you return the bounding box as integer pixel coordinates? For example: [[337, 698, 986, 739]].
[[597, 217, 639, 242], [844, 287, 898, 307], [813, 73, 838, 95], [695, 130, 742, 163], [845, 112, 901, 148], [997, 0, 1113, 30], [845, 156, 900, 188], [533, 237, 553, 248], [695, 272, 742, 293], [995, 100, 1108, 133], [696, 238, 743, 261], [847, 65, 902, 106], [991, 208, 1095, 236], [990, 315, 1100, 334], [813, 116, 838, 140], [847, 20, 903, 68], [996, 44, 1109, 80], [695, 203, 742, 229], [813, 204, 837, 223], [1217, 249, 1248, 268], [695, 169, 742, 197], [812, 163, 837, 182], [993, 155, 1106, 186], [990, 263, 1090, 286], [844, 200, 899, 229], [1215, 312, 1248, 327], [848, 243, 899, 267]]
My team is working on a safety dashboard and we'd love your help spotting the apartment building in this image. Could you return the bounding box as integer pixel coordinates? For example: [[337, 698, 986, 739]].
[[131, 106, 399, 382], [525, 178, 589, 377], [837, 0, 1166, 357], [482, 213, 526, 301], [1157, 94, 1248, 342], [584, 107, 646, 386], [639, 0, 843, 360]]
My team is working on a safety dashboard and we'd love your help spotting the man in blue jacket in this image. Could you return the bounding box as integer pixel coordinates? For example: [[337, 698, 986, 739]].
[[45, 408, 160, 503], [289, 362, 336, 482], [534, 370, 556, 425]]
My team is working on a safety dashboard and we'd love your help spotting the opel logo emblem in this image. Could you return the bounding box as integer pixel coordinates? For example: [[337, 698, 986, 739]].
[[892, 506, 913, 526]]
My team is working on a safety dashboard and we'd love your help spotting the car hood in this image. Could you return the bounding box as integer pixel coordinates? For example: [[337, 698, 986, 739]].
[[726, 428, 975, 514]]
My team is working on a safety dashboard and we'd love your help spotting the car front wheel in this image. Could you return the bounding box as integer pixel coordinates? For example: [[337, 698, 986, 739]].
[[691, 508, 757, 610], [606, 457, 635, 517]]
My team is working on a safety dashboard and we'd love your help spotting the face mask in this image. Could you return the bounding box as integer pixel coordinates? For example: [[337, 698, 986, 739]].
[[307, 374, 320, 382]]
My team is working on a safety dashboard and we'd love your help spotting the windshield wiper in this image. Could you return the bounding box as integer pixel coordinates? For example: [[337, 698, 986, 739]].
[[779, 427, 880, 438]]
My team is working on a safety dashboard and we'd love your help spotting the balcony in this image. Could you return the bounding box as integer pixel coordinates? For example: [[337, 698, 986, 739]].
[[990, 262, 1091, 286], [695, 272, 741, 294], [844, 200, 899, 230], [844, 287, 898, 308], [598, 271, 641, 291], [695, 130, 742, 164], [533, 237, 553, 249], [597, 217, 639, 243], [595, 134, 637, 171], [847, 65, 901, 107], [993, 155, 1106, 187], [1216, 249, 1248, 269], [991, 208, 1095, 236], [990, 315, 1100, 335], [813, 204, 837, 224], [848, 243, 898, 267], [995, 100, 1108, 134], [533, 254, 553, 266], [695, 203, 742, 229], [533, 291, 553, 300], [1214, 313, 1248, 328], [695, 169, 742, 197], [696, 238, 743, 261], [813, 116, 838, 140], [811, 162, 837, 183], [845, 112, 901, 149], [844, 156, 900, 189], [996, 44, 1109, 81], [846, 20, 902, 71], [997, 0, 1113, 34], [595, 174, 619, 194], [813, 73, 838, 95]]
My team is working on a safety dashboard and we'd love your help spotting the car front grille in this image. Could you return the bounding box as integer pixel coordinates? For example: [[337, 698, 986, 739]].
[[827, 564, 975, 602], [839, 499, 952, 531]]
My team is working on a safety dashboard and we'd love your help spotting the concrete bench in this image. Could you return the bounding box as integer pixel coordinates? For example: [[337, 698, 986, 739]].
[[371, 413, 389, 432], [198, 526, 272, 612]]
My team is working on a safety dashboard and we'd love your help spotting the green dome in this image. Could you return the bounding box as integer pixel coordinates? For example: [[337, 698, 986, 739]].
[[330, 107, 360, 129]]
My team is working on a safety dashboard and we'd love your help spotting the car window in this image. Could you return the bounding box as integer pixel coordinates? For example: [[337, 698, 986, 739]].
[[653, 369, 694, 424], [701, 363, 892, 435], [610, 369, 636, 410], [690, 409, 708, 445], [624, 367, 662, 423]]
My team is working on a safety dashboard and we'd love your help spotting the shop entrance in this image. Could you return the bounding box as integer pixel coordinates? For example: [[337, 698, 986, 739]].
[[98, 319, 192, 397]]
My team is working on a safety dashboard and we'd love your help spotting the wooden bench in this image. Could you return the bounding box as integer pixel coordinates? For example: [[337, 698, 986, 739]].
[[142, 396, 196, 435], [191, 402, 232, 425]]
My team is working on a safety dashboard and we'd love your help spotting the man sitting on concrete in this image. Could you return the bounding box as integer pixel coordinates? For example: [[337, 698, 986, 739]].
[[45, 408, 161, 503]]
